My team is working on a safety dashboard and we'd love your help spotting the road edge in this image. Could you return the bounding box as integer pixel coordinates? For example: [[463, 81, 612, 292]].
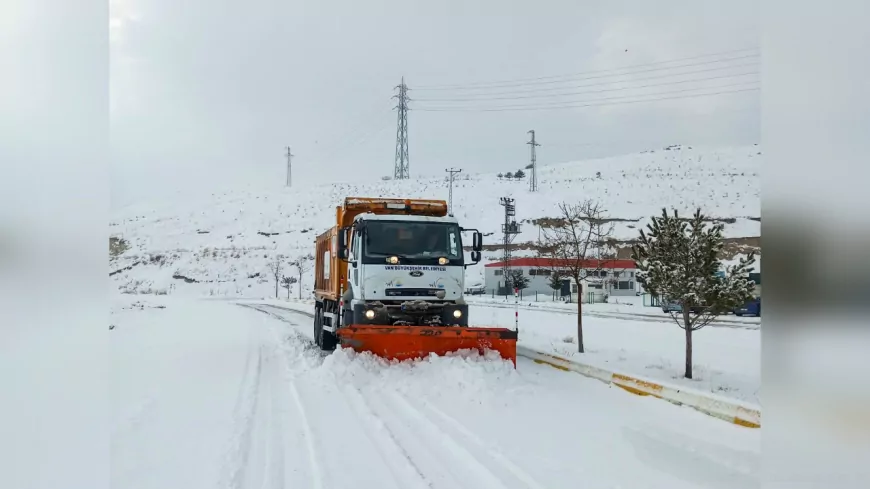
[[516, 346, 761, 428]]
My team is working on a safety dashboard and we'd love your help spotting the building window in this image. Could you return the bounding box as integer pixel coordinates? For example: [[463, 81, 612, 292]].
[[494, 270, 503, 276], [616, 281, 634, 290]]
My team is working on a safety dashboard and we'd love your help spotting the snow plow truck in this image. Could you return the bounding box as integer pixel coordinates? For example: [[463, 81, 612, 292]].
[[313, 197, 518, 365]]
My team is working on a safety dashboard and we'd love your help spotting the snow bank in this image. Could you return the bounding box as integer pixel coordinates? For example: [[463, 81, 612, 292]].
[[518, 346, 761, 427], [246, 297, 761, 406], [473, 302, 761, 404]]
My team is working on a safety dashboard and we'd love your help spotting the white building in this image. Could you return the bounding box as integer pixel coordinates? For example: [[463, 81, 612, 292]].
[[483, 257, 640, 299]]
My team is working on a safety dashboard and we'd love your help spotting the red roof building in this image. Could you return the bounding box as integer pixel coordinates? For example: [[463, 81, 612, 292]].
[[484, 258, 636, 269], [481, 257, 640, 297]]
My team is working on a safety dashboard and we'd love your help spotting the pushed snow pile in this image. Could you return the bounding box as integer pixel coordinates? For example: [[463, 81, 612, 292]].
[[316, 347, 520, 398]]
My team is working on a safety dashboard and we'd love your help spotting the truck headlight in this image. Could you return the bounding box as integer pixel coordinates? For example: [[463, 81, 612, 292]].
[[438, 257, 448, 265], [365, 309, 375, 319], [453, 309, 462, 318], [386, 256, 399, 264]]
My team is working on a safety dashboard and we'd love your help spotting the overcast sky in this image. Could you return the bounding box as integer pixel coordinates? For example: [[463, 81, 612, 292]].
[[110, 0, 759, 208]]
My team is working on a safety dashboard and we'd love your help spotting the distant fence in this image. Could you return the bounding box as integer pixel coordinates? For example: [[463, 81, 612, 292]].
[[480, 289, 605, 304]]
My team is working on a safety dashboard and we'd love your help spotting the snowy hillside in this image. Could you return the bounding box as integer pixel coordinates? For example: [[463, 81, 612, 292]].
[[110, 144, 761, 296]]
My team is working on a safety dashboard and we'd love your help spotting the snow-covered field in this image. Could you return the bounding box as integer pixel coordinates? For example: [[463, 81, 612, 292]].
[[110, 144, 761, 298], [110, 294, 760, 489]]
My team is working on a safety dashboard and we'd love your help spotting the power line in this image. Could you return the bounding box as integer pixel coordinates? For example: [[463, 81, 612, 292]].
[[416, 81, 757, 110], [313, 117, 393, 164], [316, 99, 390, 152], [414, 70, 758, 102], [414, 49, 758, 90], [414, 86, 758, 112], [415, 55, 757, 92], [311, 100, 393, 163]]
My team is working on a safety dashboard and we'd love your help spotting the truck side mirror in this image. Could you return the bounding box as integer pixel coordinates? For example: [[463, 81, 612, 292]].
[[471, 250, 481, 263], [473, 231, 483, 251], [337, 227, 349, 261]]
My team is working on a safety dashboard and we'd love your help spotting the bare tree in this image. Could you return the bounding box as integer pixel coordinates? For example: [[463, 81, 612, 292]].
[[290, 254, 315, 300], [539, 200, 615, 353], [269, 255, 284, 298]]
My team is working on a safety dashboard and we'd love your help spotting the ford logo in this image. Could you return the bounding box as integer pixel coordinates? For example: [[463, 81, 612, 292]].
[[409, 271, 424, 277]]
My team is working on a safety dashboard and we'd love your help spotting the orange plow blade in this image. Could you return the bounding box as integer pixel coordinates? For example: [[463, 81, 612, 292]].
[[336, 325, 518, 366]]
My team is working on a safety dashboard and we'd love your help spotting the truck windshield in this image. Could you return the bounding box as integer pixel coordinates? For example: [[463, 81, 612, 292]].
[[363, 221, 462, 263]]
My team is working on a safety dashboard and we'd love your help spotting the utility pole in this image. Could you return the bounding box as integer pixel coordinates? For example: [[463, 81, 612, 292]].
[[527, 130, 540, 192], [499, 197, 521, 294], [445, 168, 462, 216], [393, 77, 410, 179], [285, 146, 293, 187]]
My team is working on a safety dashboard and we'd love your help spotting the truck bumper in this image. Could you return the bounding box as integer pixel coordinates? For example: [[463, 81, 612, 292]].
[[352, 302, 469, 327]]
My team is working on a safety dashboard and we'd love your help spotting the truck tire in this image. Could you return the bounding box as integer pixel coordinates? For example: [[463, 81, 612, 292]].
[[314, 302, 336, 351], [313, 307, 322, 347], [320, 328, 337, 351]]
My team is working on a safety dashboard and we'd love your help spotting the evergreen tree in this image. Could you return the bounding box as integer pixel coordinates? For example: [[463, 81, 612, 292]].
[[514, 169, 526, 179], [497, 173, 503, 180], [505, 171, 514, 180], [631, 208, 756, 379], [547, 270, 564, 293], [507, 270, 530, 291], [281, 275, 297, 299]]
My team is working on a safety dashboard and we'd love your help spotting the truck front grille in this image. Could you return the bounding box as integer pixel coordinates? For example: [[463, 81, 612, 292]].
[[385, 288, 441, 297]]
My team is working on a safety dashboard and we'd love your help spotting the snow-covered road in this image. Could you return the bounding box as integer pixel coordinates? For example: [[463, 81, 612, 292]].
[[110, 296, 760, 489]]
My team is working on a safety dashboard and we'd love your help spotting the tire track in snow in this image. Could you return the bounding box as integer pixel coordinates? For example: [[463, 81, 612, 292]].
[[255, 304, 326, 489], [397, 393, 546, 489], [220, 334, 263, 489], [383, 390, 541, 489], [340, 385, 433, 489], [289, 380, 324, 489], [223, 306, 323, 489], [359, 388, 470, 489], [364, 386, 534, 489]]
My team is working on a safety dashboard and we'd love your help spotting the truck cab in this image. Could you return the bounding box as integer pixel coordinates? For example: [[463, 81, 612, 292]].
[[339, 212, 482, 328]]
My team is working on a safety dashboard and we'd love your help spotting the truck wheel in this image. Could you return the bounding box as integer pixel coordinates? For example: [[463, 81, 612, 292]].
[[313, 308, 322, 347], [320, 328, 337, 351]]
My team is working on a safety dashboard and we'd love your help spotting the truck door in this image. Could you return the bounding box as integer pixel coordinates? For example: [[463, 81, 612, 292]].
[[350, 227, 361, 296]]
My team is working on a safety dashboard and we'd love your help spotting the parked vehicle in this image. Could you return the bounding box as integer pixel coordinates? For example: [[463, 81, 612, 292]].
[[465, 283, 485, 295], [734, 298, 761, 317]]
